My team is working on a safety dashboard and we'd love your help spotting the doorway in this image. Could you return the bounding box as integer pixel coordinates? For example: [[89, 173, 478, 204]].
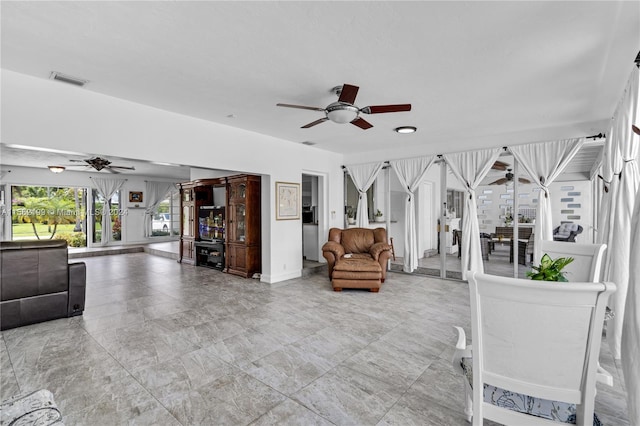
[[302, 173, 322, 268]]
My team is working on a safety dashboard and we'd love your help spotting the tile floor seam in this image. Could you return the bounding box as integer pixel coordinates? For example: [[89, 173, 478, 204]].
[[77, 324, 186, 425], [2, 340, 23, 396]]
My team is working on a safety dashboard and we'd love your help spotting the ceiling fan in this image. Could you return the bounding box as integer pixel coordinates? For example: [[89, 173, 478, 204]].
[[489, 168, 531, 186], [67, 157, 136, 173], [276, 83, 411, 129]]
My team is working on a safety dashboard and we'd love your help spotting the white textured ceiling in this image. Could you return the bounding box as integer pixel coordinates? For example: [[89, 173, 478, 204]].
[[1, 1, 638, 175]]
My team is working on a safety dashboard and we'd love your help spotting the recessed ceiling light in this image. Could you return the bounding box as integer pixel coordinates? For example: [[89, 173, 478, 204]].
[[394, 126, 417, 134]]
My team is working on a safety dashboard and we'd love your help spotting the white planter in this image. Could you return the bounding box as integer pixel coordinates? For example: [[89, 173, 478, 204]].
[[374, 216, 385, 223]]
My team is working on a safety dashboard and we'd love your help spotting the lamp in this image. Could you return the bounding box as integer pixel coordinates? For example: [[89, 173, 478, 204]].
[[48, 166, 65, 174]]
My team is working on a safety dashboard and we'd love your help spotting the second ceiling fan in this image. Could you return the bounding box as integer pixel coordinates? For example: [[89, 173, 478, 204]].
[[489, 168, 531, 186], [277, 83, 411, 129], [68, 157, 135, 173]]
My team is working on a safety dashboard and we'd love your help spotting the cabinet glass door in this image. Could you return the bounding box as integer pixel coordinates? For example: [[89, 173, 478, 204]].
[[183, 205, 192, 237], [235, 204, 246, 241], [231, 182, 247, 201], [237, 184, 246, 199]]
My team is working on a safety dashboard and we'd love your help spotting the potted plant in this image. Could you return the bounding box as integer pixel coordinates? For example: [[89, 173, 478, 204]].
[[347, 208, 356, 225], [374, 209, 384, 222], [526, 253, 574, 282]]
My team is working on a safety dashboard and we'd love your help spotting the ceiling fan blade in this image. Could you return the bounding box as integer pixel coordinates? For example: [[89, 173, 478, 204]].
[[492, 160, 509, 171], [350, 117, 373, 130], [276, 103, 326, 112], [301, 117, 329, 128], [519, 177, 531, 184], [106, 168, 120, 174], [361, 104, 412, 114], [489, 178, 508, 185], [109, 165, 136, 170], [338, 84, 359, 105], [633, 124, 640, 135]]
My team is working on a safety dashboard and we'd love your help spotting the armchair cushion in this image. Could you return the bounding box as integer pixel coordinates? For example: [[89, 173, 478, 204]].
[[460, 357, 602, 425]]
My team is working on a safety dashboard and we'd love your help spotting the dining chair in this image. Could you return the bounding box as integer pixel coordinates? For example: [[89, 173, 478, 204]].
[[452, 271, 615, 425]]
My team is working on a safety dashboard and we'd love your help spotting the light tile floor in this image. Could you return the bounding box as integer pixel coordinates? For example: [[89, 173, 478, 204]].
[[1, 253, 629, 425]]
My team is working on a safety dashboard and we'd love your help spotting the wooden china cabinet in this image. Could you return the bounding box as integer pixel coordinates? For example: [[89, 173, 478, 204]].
[[179, 174, 261, 278], [226, 174, 261, 277]]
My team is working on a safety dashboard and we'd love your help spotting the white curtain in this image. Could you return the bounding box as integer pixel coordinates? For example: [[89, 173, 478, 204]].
[[443, 148, 501, 279], [91, 177, 126, 246], [144, 181, 178, 237], [345, 162, 385, 227], [604, 66, 640, 364], [509, 139, 584, 263], [390, 156, 436, 273], [623, 186, 640, 425]]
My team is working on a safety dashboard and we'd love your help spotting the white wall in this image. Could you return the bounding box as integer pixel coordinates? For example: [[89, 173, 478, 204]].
[[1, 70, 345, 283]]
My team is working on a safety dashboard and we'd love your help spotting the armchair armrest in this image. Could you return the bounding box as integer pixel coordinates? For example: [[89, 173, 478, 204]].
[[369, 242, 392, 261], [322, 241, 345, 259]]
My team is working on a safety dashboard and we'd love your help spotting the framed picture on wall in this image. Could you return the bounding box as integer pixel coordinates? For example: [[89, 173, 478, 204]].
[[129, 191, 143, 203], [276, 182, 300, 220]]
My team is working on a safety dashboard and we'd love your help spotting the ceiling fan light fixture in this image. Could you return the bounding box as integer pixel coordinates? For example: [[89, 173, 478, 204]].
[[326, 103, 359, 124], [394, 126, 417, 134], [48, 166, 66, 173]]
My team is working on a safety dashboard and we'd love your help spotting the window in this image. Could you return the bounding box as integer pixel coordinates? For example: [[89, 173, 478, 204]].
[[345, 175, 375, 222], [446, 189, 465, 220], [151, 191, 179, 237], [10, 185, 87, 246], [92, 189, 122, 243]]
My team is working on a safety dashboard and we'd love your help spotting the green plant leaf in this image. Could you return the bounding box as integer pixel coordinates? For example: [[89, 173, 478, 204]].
[[528, 254, 575, 282]]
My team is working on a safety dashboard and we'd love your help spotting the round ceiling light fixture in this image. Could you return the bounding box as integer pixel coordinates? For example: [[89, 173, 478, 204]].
[[48, 166, 66, 173], [394, 126, 417, 134]]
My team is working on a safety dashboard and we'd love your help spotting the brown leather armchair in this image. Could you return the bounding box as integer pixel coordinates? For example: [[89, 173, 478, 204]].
[[322, 227, 393, 286]]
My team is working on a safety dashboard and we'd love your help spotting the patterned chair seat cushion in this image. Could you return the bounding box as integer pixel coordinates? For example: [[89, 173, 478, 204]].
[[0, 389, 64, 425], [460, 357, 601, 425]]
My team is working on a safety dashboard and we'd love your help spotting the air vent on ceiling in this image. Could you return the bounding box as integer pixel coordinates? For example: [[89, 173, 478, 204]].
[[49, 71, 89, 87]]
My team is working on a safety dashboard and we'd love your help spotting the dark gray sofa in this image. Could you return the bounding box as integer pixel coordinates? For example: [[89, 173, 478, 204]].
[[1, 240, 86, 331]]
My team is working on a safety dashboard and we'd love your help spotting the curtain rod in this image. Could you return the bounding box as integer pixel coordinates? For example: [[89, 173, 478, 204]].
[[343, 133, 607, 169], [341, 161, 390, 170]]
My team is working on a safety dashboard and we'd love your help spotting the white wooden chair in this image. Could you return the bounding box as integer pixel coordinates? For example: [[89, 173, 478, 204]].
[[452, 271, 615, 425], [538, 241, 606, 282]]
